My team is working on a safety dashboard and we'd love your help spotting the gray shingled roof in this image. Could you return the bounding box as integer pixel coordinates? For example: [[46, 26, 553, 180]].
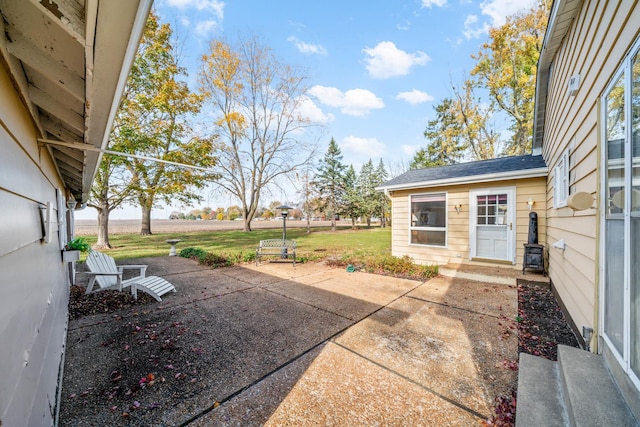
[[379, 155, 547, 190]]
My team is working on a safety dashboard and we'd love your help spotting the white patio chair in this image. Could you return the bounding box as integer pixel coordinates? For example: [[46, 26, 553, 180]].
[[85, 251, 176, 302]]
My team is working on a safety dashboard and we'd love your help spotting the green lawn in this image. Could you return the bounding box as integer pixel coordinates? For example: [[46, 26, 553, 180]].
[[80, 226, 392, 262]]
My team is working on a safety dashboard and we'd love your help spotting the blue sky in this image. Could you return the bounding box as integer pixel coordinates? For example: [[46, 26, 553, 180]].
[[77, 0, 536, 220]]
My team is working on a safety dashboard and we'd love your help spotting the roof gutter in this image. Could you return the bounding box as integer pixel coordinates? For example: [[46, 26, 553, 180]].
[[376, 167, 548, 192]]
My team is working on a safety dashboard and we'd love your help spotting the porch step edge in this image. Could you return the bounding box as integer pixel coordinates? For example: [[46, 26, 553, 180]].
[[557, 344, 638, 427], [515, 352, 566, 427]]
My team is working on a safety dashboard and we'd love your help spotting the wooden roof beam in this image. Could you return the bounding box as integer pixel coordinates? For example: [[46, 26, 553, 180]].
[[29, 86, 84, 134], [27, 0, 85, 44], [4, 30, 85, 102]]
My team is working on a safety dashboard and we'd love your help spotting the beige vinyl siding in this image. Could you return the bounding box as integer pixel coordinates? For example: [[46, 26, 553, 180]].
[[389, 177, 546, 268], [541, 2, 640, 333], [0, 62, 70, 425]]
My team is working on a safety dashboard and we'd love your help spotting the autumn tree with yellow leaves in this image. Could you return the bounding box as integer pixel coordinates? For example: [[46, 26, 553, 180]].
[[198, 36, 321, 232], [106, 11, 217, 235], [412, 0, 550, 169]]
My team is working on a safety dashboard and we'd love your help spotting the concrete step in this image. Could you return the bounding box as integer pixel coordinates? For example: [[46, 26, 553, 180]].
[[557, 345, 638, 427], [516, 352, 566, 427], [516, 345, 639, 427]]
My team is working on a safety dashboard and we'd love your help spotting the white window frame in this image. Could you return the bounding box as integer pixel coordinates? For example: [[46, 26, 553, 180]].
[[409, 192, 448, 248], [554, 149, 570, 208]]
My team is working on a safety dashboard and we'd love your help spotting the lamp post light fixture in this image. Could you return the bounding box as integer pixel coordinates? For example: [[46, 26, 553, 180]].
[[277, 205, 292, 259]]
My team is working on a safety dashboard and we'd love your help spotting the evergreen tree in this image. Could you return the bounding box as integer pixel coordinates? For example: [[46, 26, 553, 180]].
[[315, 138, 347, 231], [357, 159, 377, 227], [342, 165, 362, 230], [374, 159, 390, 227]]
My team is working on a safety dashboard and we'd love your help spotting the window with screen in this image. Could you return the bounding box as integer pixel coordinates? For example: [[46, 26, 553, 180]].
[[410, 193, 447, 246]]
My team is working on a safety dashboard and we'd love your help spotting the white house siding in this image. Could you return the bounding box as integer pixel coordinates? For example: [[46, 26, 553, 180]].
[[542, 1, 640, 338], [389, 178, 546, 268], [0, 61, 70, 425]]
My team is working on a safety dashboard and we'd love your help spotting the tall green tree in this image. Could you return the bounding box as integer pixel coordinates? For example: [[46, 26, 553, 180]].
[[357, 159, 378, 227], [198, 36, 320, 232], [315, 138, 347, 231], [412, 97, 466, 170], [342, 165, 362, 230], [375, 159, 390, 227], [115, 12, 216, 234]]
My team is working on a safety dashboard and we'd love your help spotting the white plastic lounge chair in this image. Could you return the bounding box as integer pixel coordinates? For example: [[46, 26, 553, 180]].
[[85, 251, 176, 302]]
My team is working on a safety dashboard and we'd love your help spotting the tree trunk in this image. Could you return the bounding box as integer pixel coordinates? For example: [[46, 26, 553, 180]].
[[141, 206, 152, 235], [366, 217, 371, 227], [306, 217, 311, 234], [351, 217, 356, 230], [93, 207, 112, 249], [330, 215, 336, 231], [243, 218, 252, 232]]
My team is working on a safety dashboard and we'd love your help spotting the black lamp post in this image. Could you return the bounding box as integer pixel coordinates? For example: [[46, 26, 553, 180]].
[[276, 205, 292, 240], [277, 205, 292, 258]]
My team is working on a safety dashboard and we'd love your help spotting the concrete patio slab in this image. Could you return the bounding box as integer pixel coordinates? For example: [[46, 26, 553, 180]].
[[248, 264, 422, 321], [334, 293, 518, 418], [408, 274, 517, 318], [196, 341, 481, 426], [61, 258, 519, 426]]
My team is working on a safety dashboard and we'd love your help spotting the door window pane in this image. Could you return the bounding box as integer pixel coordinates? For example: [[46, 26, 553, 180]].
[[477, 194, 508, 226]]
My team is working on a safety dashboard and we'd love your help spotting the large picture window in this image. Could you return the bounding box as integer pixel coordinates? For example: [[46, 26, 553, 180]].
[[410, 193, 447, 246]]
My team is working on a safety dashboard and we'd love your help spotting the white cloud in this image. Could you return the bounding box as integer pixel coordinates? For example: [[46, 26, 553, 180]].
[[342, 136, 386, 158], [401, 144, 421, 156], [309, 86, 384, 117], [363, 41, 430, 79], [396, 89, 434, 104], [480, 0, 535, 27], [463, 14, 488, 39], [164, 0, 225, 36], [421, 0, 447, 7], [287, 36, 328, 56], [463, 0, 535, 39], [166, 0, 225, 18], [296, 96, 334, 124], [196, 20, 219, 36]]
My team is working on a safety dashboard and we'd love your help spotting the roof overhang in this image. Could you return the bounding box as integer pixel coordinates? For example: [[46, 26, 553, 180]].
[[532, 0, 583, 153], [0, 0, 152, 203], [377, 167, 548, 193]]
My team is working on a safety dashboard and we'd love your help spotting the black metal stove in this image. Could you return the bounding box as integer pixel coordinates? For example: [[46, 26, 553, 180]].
[[523, 211, 545, 275]]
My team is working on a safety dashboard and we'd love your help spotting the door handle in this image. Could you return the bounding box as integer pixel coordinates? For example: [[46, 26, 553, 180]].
[[509, 223, 512, 230]]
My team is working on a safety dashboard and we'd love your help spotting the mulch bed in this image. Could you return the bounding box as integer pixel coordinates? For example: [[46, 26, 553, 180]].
[[483, 279, 580, 426], [69, 285, 155, 319]]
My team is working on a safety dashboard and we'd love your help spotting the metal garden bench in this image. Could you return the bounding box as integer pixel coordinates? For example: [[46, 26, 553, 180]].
[[256, 239, 296, 265]]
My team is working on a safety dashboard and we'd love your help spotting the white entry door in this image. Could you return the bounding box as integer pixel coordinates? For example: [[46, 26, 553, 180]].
[[469, 188, 516, 263]]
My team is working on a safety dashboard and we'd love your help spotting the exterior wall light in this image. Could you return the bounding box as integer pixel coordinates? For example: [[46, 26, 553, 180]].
[[527, 197, 535, 211], [454, 204, 462, 214]]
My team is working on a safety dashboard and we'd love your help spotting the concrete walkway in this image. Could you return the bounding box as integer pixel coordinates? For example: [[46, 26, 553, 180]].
[[61, 258, 519, 426]]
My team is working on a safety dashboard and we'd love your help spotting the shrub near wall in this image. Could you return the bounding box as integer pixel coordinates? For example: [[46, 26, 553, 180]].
[[180, 247, 437, 281]]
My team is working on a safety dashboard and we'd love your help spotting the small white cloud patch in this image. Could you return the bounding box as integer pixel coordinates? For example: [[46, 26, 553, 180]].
[[342, 136, 386, 158], [287, 36, 328, 56], [396, 89, 434, 104], [309, 86, 384, 117], [363, 41, 430, 79]]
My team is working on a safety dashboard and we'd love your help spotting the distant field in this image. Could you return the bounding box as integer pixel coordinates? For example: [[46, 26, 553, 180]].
[[74, 219, 355, 236]]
